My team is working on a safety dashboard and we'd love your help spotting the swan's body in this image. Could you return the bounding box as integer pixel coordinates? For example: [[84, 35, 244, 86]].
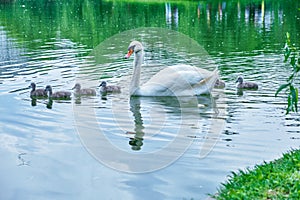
[[29, 82, 47, 97], [72, 83, 96, 95], [236, 76, 258, 89], [45, 85, 71, 99], [99, 81, 121, 93], [125, 41, 219, 96]]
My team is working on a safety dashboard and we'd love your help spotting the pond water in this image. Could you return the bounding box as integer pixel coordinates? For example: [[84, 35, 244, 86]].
[[0, 0, 300, 199]]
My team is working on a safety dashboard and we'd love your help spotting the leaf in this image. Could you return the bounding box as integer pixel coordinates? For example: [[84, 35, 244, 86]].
[[290, 84, 296, 97], [288, 73, 294, 81], [286, 32, 291, 46], [290, 55, 296, 69], [287, 93, 292, 114], [297, 57, 300, 72], [290, 85, 299, 113], [296, 64, 300, 73], [292, 87, 298, 112], [275, 83, 290, 97], [284, 47, 291, 62]]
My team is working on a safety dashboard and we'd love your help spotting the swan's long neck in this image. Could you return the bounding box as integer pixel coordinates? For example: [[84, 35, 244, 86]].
[[130, 50, 143, 95]]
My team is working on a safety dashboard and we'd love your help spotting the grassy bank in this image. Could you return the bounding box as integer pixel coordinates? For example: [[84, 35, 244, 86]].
[[213, 149, 300, 199]]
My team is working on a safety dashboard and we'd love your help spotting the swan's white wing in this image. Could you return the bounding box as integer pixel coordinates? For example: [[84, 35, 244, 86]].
[[138, 64, 218, 96]]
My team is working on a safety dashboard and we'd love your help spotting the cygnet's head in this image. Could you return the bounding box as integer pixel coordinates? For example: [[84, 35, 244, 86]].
[[124, 41, 143, 59], [99, 81, 107, 87], [72, 83, 81, 90], [44, 85, 52, 92], [29, 82, 36, 89], [236, 76, 244, 84]]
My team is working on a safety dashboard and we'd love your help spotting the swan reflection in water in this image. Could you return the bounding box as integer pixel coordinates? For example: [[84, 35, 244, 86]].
[[127, 97, 145, 151], [125, 95, 216, 151]]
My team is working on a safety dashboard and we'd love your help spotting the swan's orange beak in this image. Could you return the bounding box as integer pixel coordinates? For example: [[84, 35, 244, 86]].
[[125, 49, 134, 59]]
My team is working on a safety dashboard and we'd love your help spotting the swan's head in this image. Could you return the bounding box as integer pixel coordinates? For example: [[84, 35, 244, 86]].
[[236, 76, 244, 84], [72, 83, 81, 90], [125, 41, 143, 59]]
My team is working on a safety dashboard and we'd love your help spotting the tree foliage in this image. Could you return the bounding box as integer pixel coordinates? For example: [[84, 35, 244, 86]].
[[275, 33, 299, 114]]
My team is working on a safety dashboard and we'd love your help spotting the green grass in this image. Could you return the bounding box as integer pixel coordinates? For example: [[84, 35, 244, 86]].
[[213, 149, 300, 200]]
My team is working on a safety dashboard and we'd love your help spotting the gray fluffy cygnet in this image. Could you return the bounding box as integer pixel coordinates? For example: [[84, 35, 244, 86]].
[[99, 81, 121, 93], [236, 76, 258, 89], [44, 85, 71, 99]]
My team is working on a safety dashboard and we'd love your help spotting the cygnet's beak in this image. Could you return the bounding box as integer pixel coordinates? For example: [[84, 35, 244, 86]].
[[124, 49, 134, 59]]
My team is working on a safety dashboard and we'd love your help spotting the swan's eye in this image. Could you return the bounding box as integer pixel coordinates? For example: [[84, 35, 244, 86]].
[[128, 45, 135, 51]]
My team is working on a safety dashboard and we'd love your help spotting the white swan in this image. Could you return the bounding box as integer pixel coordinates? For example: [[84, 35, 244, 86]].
[[124, 41, 219, 96]]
